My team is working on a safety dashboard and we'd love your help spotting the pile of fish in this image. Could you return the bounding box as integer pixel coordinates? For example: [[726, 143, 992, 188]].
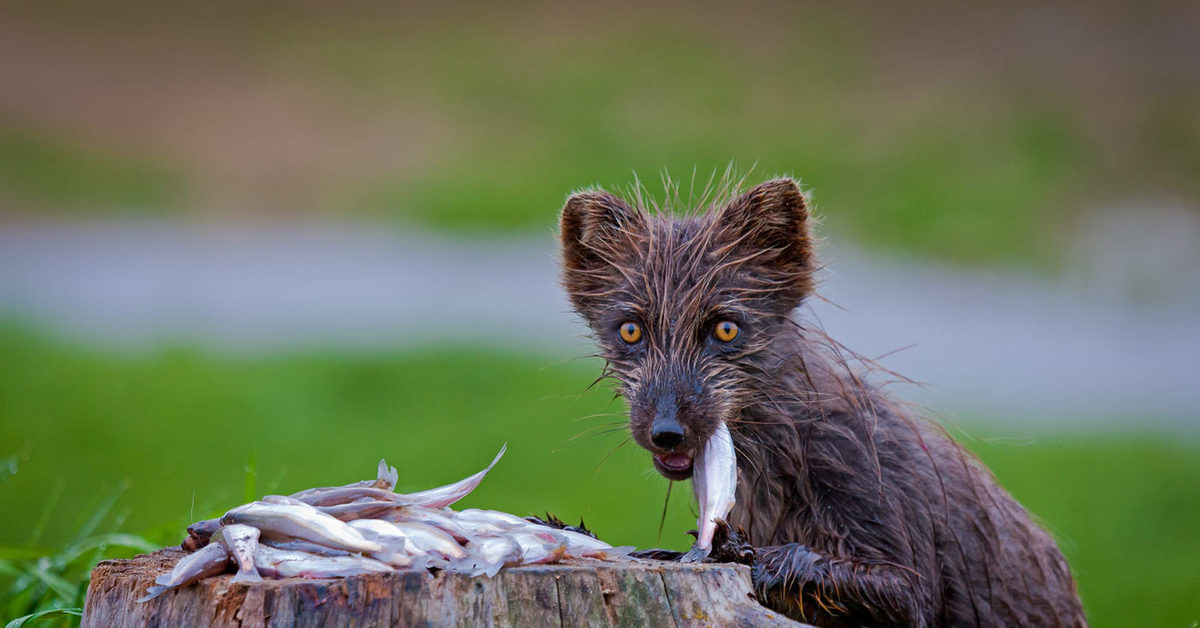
[[139, 445, 630, 601]]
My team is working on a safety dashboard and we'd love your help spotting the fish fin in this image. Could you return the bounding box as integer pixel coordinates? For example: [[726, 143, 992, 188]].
[[422, 556, 450, 572], [230, 570, 263, 585], [401, 554, 429, 572], [375, 459, 399, 490], [488, 443, 507, 470], [408, 444, 510, 509], [540, 545, 568, 564], [440, 557, 480, 576], [136, 585, 170, 603], [372, 551, 412, 569], [594, 546, 637, 561]]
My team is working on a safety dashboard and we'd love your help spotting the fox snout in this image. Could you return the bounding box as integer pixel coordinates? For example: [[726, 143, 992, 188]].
[[630, 376, 716, 480], [642, 387, 687, 450], [649, 400, 685, 450]]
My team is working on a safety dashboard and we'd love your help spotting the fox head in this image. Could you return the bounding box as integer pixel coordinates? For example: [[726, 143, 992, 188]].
[[559, 178, 815, 480]]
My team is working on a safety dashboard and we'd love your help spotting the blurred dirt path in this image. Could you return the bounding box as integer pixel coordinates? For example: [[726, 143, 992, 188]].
[[1, 223, 1197, 431]]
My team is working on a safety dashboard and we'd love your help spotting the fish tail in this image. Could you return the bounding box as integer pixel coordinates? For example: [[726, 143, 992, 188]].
[[484, 561, 507, 578], [488, 443, 507, 471], [136, 585, 170, 603], [375, 459, 399, 490], [679, 544, 712, 563], [230, 569, 263, 585]]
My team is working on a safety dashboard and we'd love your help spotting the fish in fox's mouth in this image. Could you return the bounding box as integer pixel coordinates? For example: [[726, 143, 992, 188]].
[[652, 451, 694, 480]]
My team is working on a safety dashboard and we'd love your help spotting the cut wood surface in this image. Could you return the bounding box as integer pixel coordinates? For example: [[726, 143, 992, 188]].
[[83, 549, 806, 627]]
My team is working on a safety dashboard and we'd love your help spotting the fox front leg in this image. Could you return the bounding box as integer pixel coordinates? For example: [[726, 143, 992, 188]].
[[751, 543, 927, 627]]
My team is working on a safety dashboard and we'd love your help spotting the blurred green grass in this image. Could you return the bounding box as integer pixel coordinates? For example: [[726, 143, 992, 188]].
[[0, 130, 183, 213], [263, 11, 1100, 267], [10, 4, 1193, 268], [333, 20, 1091, 267], [1, 327, 1197, 626]]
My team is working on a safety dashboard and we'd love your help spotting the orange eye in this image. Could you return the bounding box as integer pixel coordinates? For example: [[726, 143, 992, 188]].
[[713, 320, 739, 342], [618, 321, 642, 344]]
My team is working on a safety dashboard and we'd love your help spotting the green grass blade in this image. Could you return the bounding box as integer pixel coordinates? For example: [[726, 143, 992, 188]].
[[70, 482, 129, 545], [5, 607, 82, 628], [27, 482, 65, 549], [56, 534, 157, 566], [19, 563, 75, 605], [0, 560, 22, 577]]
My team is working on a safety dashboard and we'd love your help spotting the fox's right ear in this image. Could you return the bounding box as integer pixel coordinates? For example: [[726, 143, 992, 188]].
[[559, 190, 646, 311]]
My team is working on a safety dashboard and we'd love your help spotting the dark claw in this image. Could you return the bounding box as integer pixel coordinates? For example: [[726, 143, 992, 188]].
[[525, 512, 599, 539], [680, 519, 756, 564], [707, 519, 756, 565], [629, 548, 685, 561], [525, 511, 567, 528], [525, 515, 551, 527], [568, 517, 597, 538]]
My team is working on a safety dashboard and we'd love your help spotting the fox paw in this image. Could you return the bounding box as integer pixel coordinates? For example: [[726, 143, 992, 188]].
[[706, 519, 756, 565], [750, 542, 823, 596]]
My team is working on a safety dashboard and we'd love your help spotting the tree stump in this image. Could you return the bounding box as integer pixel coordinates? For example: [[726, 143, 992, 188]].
[[82, 549, 806, 627]]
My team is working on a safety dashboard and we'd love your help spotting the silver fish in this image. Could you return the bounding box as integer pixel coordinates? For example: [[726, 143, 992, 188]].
[[509, 529, 567, 565], [349, 518, 467, 560], [182, 517, 222, 550], [252, 545, 393, 579], [451, 510, 584, 549], [442, 513, 511, 538], [300, 486, 410, 507], [558, 529, 632, 559], [463, 536, 520, 577], [381, 506, 473, 543], [260, 494, 309, 506], [260, 538, 353, 557], [398, 444, 506, 509], [287, 458, 399, 502], [681, 420, 738, 562], [221, 501, 383, 555], [263, 494, 400, 522], [213, 524, 262, 584], [186, 517, 222, 541], [453, 508, 529, 529], [137, 542, 231, 602], [318, 499, 404, 521]]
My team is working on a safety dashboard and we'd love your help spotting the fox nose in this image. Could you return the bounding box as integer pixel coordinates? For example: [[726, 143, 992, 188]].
[[651, 426, 685, 450], [646, 387, 687, 450]]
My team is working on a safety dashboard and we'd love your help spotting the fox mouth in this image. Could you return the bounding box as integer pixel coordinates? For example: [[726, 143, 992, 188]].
[[652, 451, 694, 480]]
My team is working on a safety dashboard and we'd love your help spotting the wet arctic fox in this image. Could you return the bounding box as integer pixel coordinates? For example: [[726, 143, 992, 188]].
[[558, 178, 1087, 626]]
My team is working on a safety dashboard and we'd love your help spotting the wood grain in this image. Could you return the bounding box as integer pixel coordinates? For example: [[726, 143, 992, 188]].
[[82, 549, 806, 627]]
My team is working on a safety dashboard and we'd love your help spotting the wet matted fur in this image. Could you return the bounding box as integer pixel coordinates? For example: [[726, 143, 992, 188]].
[[558, 177, 1087, 627]]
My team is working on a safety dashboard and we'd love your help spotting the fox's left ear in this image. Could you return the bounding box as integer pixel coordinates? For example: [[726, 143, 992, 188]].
[[716, 178, 814, 311]]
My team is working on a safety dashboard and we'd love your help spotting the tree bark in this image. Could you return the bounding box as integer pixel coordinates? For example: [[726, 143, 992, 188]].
[[82, 549, 805, 627]]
